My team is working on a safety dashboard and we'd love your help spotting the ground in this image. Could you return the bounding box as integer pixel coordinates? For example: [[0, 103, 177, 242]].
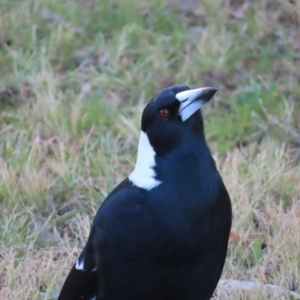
[[0, 0, 300, 299]]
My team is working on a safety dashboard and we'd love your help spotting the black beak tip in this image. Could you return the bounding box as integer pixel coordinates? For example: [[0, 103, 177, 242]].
[[203, 87, 218, 102], [208, 87, 218, 96]]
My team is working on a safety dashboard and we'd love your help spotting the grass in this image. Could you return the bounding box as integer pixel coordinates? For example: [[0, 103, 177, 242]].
[[0, 0, 300, 298]]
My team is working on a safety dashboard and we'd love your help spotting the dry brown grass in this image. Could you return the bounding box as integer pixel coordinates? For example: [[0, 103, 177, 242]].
[[1, 141, 299, 299]]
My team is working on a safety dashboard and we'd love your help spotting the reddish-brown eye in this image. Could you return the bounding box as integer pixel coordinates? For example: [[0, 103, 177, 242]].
[[158, 108, 171, 119]]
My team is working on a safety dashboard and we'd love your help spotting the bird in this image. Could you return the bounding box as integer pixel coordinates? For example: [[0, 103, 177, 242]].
[[58, 85, 232, 300]]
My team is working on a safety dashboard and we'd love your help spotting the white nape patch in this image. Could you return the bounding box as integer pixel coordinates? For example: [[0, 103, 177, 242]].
[[75, 258, 84, 271], [176, 87, 215, 122], [89, 297, 96, 300], [129, 131, 161, 190]]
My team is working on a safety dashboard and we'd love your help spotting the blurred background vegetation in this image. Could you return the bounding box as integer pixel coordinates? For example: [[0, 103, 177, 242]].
[[0, 0, 300, 299]]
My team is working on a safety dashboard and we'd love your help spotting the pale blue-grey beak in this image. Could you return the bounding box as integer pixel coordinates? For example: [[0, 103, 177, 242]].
[[176, 87, 217, 122]]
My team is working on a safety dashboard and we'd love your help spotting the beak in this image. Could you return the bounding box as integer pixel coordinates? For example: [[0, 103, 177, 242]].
[[175, 87, 217, 122]]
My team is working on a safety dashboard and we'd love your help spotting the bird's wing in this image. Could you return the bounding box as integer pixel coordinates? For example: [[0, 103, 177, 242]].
[[58, 179, 132, 300], [58, 244, 97, 300]]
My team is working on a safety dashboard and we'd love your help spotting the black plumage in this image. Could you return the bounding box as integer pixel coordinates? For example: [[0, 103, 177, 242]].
[[58, 85, 232, 300]]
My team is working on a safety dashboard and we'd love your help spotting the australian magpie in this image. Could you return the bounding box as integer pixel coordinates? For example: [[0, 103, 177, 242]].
[[58, 85, 232, 300]]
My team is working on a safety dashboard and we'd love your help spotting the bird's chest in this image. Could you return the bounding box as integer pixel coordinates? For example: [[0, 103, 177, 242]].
[[146, 181, 218, 250]]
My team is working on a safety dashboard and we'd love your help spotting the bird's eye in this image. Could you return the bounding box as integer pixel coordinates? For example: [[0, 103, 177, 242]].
[[158, 108, 171, 119]]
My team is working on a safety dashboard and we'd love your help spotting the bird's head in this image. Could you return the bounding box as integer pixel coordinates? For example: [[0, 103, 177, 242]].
[[141, 85, 217, 156], [129, 85, 217, 190]]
